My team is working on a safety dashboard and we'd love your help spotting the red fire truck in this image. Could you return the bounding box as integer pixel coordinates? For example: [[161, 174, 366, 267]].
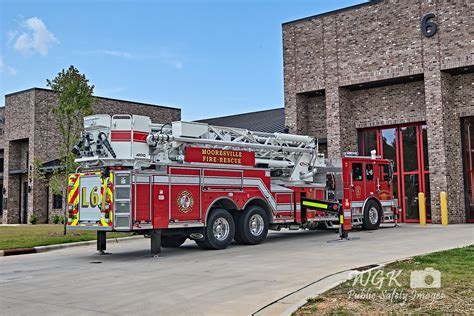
[[67, 114, 397, 254]]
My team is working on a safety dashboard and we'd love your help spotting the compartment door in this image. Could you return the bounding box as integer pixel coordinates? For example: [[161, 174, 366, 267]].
[[133, 174, 152, 228], [170, 168, 201, 222]]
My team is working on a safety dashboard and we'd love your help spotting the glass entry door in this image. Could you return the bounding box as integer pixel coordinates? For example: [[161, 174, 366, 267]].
[[360, 123, 430, 223]]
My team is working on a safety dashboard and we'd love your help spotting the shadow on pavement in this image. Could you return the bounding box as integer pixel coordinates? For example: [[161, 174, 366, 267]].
[[72, 226, 399, 262]]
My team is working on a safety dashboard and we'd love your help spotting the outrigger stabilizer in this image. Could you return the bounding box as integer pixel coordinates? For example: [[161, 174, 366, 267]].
[[300, 198, 350, 239]]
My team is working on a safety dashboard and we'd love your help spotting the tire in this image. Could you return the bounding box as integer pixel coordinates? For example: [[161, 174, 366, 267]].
[[196, 208, 235, 250], [362, 200, 382, 230], [235, 206, 269, 245], [161, 235, 187, 248]]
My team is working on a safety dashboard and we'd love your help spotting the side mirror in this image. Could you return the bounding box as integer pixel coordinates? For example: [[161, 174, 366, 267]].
[[326, 172, 336, 191], [383, 162, 394, 184]]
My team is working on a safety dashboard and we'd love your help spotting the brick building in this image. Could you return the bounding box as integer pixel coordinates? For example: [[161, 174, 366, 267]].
[[283, 0, 473, 223], [1, 88, 180, 224]]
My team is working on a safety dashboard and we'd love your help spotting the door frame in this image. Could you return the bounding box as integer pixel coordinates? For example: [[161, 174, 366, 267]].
[[462, 117, 474, 223], [22, 181, 28, 224], [360, 123, 430, 223]]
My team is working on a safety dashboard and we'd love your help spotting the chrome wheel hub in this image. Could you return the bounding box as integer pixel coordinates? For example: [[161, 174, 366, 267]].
[[213, 218, 230, 241], [368, 207, 379, 224], [249, 214, 264, 236]]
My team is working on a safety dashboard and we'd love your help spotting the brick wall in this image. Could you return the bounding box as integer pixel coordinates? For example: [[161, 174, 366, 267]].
[[0, 107, 5, 149], [2, 88, 181, 223], [283, 0, 473, 223]]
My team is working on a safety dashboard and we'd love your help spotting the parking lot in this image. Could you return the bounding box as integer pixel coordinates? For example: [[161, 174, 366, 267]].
[[1, 224, 473, 316]]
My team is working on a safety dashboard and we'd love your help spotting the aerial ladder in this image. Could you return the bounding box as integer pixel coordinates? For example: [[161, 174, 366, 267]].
[[75, 114, 326, 183]]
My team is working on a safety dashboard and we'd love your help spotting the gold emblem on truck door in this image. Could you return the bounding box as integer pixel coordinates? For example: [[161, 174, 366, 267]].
[[177, 190, 194, 214]]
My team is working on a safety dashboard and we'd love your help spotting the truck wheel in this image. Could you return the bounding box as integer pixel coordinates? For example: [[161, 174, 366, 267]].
[[235, 206, 269, 245], [161, 235, 187, 248], [362, 200, 382, 230], [196, 208, 235, 250]]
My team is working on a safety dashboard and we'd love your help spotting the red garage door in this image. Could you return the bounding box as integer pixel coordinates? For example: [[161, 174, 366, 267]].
[[359, 123, 430, 223], [463, 117, 474, 223]]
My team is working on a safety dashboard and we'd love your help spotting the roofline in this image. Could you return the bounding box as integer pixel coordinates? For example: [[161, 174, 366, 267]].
[[4, 87, 181, 111], [195, 107, 284, 122], [282, 0, 383, 26]]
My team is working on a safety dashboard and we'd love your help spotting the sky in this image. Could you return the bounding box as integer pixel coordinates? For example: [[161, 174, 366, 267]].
[[1, 0, 367, 120]]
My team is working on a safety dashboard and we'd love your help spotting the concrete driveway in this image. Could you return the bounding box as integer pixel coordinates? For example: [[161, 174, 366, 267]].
[[1, 224, 473, 316]]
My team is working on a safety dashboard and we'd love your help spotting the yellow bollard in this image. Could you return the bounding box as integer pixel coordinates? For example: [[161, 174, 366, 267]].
[[418, 192, 426, 226], [440, 192, 448, 226]]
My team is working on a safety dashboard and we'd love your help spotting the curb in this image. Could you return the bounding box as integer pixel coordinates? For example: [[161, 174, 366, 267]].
[[254, 244, 473, 316], [0, 235, 143, 257], [252, 264, 385, 316]]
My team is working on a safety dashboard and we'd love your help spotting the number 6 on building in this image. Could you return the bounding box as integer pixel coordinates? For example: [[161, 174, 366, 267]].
[[421, 13, 437, 37]]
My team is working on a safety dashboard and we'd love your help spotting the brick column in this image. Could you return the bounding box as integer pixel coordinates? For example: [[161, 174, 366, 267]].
[[325, 85, 343, 158], [323, 15, 344, 158], [421, 0, 465, 223], [283, 23, 298, 134], [424, 71, 447, 223]]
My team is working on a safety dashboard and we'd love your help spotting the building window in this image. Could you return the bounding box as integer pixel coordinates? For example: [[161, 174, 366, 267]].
[[53, 194, 63, 209]]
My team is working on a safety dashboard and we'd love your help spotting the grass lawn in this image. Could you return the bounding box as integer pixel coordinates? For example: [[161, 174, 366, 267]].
[[295, 245, 474, 315], [0, 225, 133, 250]]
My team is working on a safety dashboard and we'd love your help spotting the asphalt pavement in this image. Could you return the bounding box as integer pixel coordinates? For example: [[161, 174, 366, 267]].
[[1, 224, 473, 315]]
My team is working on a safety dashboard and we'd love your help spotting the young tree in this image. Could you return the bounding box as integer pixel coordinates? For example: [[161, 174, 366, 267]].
[[46, 65, 94, 234]]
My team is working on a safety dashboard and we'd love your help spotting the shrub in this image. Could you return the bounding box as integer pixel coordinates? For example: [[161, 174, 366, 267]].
[[60, 215, 65, 224], [30, 213, 38, 225], [52, 214, 61, 224]]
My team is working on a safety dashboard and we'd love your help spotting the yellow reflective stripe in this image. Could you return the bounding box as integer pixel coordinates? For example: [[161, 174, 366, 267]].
[[302, 201, 329, 209], [67, 176, 80, 203], [339, 215, 344, 224], [108, 172, 114, 225], [99, 176, 109, 227], [100, 218, 109, 227]]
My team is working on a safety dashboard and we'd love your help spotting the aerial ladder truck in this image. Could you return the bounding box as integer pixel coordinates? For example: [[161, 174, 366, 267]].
[[67, 114, 397, 255]]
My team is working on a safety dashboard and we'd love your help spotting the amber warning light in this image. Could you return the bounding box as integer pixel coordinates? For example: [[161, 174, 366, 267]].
[[185, 147, 255, 166]]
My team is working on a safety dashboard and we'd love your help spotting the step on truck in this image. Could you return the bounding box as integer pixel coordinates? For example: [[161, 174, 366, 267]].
[[67, 114, 397, 255]]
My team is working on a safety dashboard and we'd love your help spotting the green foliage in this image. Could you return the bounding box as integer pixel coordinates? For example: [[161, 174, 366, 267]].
[[52, 214, 61, 224], [31, 158, 47, 182], [29, 213, 38, 225], [49, 169, 66, 196], [46, 65, 94, 191], [46, 65, 94, 234]]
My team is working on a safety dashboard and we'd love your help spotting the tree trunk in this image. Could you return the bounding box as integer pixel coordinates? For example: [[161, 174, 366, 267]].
[[63, 178, 67, 235]]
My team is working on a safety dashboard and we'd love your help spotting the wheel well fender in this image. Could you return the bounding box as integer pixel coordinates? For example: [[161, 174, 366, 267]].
[[243, 198, 273, 223], [204, 197, 239, 225], [362, 197, 383, 214]]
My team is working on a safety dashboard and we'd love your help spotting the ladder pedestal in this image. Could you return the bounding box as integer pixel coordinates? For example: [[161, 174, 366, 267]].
[[97, 231, 106, 254], [150, 229, 162, 257]]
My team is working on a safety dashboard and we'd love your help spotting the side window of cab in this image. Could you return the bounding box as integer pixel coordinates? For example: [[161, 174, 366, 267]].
[[366, 164, 374, 181], [352, 163, 363, 181]]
